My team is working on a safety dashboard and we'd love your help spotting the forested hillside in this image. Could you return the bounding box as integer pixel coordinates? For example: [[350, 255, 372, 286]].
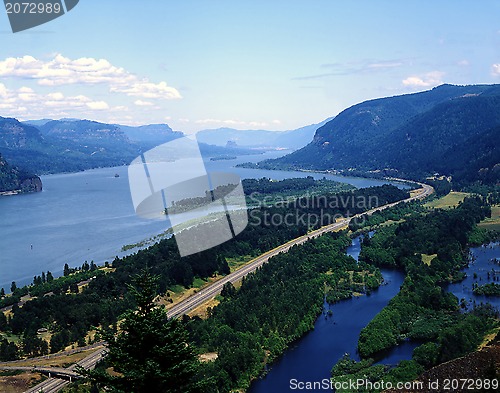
[[0, 117, 146, 173], [254, 84, 500, 185]]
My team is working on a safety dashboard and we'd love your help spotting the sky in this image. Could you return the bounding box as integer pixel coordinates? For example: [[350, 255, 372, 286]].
[[0, 0, 499, 134]]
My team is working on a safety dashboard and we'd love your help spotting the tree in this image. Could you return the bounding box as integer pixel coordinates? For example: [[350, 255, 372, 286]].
[[46, 271, 54, 283], [64, 263, 70, 276], [10, 282, 16, 293], [84, 270, 205, 393], [221, 282, 236, 299], [0, 288, 4, 297]]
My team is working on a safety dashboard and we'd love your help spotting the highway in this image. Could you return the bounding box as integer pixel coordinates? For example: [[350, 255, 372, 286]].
[[167, 181, 433, 318], [21, 181, 433, 393], [22, 347, 107, 393]]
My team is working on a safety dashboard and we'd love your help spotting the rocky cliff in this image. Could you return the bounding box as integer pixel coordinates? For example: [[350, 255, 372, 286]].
[[0, 153, 42, 195]]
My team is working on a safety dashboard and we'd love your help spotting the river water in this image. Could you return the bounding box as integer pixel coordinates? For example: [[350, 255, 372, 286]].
[[0, 150, 407, 291], [248, 239, 500, 393], [247, 236, 407, 393]]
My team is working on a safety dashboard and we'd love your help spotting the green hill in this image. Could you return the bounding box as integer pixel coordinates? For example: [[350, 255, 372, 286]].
[[0, 117, 144, 174], [255, 84, 500, 185]]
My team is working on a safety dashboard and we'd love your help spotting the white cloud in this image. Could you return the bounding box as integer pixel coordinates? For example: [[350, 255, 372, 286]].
[[114, 81, 180, 100], [86, 101, 110, 110], [0, 84, 111, 117], [0, 54, 181, 100], [457, 60, 470, 66], [492, 64, 500, 76], [0, 83, 8, 98], [366, 61, 403, 70], [402, 71, 445, 88], [134, 100, 154, 106]]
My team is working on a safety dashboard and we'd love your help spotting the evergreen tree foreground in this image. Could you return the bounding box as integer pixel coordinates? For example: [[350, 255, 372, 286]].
[[82, 270, 206, 393]]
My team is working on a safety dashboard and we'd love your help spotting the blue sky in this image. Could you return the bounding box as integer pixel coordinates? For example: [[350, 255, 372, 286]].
[[0, 0, 499, 133]]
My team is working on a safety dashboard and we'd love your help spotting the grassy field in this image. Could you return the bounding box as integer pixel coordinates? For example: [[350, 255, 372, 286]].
[[424, 192, 470, 209], [478, 205, 500, 232], [421, 253, 437, 266], [227, 255, 254, 272], [0, 370, 43, 393]]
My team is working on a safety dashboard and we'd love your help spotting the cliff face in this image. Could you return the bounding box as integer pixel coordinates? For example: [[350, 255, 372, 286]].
[[19, 175, 43, 193], [0, 153, 42, 195]]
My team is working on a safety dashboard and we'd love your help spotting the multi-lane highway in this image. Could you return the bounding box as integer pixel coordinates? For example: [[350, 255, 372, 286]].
[[23, 347, 107, 393], [167, 181, 433, 318]]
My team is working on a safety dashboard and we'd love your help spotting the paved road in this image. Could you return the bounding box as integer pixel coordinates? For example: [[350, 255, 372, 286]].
[[0, 342, 105, 366], [23, 347, 106, 393], [167, 181, 433, 319], [0, 365, 80, 380], [20, 181, 434, 393]]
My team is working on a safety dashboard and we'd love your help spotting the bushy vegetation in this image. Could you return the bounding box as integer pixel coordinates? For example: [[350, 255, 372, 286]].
[[473, 282, 500, 297], [357, 196, 495, 359]]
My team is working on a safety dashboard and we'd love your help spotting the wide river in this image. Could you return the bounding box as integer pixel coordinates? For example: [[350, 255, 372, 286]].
[[0, 150, 407, 291]]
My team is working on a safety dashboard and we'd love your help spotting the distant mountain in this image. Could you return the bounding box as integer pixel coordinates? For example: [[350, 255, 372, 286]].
[[0, 116, 45, 149], [23, 119, 54, 127], [1, 118, 144, 174], [40, 119, 130, 144], [1, 116, 263, 174], [0, 152, 41, 194], [255, 84, 500, 185], [118, 124, 183, 144], [195, 119, 331, 150]]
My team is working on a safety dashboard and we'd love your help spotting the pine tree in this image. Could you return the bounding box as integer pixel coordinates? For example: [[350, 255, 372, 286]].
[[83, 270, 206, 393]]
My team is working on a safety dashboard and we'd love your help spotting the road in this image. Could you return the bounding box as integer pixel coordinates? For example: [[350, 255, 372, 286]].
[[0, 365, 80, 380], [22, 347, 106, 393], [167, 181, 433, 318], [0, 342, 105, 366], [20, 181, 433, 393]]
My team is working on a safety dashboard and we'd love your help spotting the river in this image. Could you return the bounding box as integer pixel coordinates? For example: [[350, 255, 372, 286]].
[[247, 235, 407, 393], [0, 150, 408, 291], [248, 239, 500, 393]]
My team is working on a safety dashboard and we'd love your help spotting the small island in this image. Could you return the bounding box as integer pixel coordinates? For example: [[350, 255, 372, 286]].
[[473, 282, 500, 297], [210, 155, 237, 161]]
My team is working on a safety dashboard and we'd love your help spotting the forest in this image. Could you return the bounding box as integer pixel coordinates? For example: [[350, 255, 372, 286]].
[[0, 182, 407, 361]]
